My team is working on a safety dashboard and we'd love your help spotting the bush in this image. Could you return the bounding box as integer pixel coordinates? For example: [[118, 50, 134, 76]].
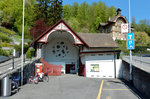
[[1, 42, 11, 47], [0, 32, 13, 43], [0, 27, 16, 35], [115, 39, 129, 53], [13, 43, 30, 55], [26, 47, 35, 59], [0, 49, 9, 56], [26, 49, 32, 59]]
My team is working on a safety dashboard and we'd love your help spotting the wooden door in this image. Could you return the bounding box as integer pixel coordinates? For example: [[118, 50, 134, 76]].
[[66, 65, 70, 73]]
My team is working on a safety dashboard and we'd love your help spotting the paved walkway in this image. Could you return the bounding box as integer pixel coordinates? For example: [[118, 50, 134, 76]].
[[3, 75, 142, 99], [0, 57, 21, 75], [0, 58, 38, 79]]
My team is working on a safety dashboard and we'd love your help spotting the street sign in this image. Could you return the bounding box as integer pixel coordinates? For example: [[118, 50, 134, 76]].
[[127, 40, 135, 49], [121, 24, 128, 33], [127, 33, 134, 40]]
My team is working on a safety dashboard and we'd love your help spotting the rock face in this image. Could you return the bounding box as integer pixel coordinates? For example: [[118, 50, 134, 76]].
[[0, 55, 10, 63]]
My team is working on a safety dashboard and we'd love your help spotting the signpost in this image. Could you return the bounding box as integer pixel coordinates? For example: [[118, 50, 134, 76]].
[[121, 24, 128, 33], [127, 32, 134, 83], [127, 40, 134, 49], [127, 33, 135, 50], [128, 0, 134, 84]]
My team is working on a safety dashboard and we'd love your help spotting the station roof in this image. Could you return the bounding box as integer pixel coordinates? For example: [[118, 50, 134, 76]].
[[34, 19, 118, 48], [78, 33, 118, 48]]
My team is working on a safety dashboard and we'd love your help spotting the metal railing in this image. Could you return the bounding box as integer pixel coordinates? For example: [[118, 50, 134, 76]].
[[122, 53, 150, 73], [0, 57, 38, 79]]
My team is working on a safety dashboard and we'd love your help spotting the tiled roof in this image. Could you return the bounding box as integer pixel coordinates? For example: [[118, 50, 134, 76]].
[[77, 33, 118, 48], [98, 15, 128, 28]]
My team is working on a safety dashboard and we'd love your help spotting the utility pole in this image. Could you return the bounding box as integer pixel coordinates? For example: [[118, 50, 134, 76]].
[[21, 0, 25, 86], [129, 0, 133, 83]]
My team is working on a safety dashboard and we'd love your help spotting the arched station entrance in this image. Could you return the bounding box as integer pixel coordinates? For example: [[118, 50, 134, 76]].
[[41, 30, 79, 74], [35, 20, 85, 75]]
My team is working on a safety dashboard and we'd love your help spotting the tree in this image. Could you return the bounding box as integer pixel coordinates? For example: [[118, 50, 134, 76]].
[[63, 1, 116, 33], [108, 6, 116, 18], [0, 0, 35, 38], [63, 5, 71, 21], [67, 17, 80, 32], [33, 0, 63, 26], [30, 19, 48, 40], [71, 2, 79, 18], [135, 31, 150, 46], [77, 2, 89, 28]]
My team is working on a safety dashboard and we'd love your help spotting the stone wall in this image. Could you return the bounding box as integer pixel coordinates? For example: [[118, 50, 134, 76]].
[[23, 59, 40, 84], [122, 60, 150, 99]]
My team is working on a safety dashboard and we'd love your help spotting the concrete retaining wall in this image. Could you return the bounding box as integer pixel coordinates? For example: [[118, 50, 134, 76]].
[[122, 60, 150, 99]]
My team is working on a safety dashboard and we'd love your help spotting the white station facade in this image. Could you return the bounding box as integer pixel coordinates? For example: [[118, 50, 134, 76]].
[[34, 19, 120, 78]]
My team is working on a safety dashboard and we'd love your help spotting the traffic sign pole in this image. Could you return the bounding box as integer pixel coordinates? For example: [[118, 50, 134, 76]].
[[129, 0, 133, 83]]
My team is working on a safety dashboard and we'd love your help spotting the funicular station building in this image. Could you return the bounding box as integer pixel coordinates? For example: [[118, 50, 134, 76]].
[[34, 19, 120, 78]]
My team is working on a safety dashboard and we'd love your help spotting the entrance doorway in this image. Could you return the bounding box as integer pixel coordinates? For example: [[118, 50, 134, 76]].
[[65, 64, 75, 74]]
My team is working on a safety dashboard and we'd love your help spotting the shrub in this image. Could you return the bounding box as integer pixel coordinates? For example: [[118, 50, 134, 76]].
[[0, 32, 13, 43], [26, 49, 32, 59], [13, 43, 30, 54], [0, 49, 9, 56], [0, 27, 16, 35], [1, 42, 11, 47]]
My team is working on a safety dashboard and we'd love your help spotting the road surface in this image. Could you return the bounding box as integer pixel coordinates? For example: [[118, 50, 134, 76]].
[[7, 75, 142, 99]]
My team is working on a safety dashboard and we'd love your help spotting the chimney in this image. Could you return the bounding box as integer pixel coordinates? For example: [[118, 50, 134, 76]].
[[116, 8, 121, 15]]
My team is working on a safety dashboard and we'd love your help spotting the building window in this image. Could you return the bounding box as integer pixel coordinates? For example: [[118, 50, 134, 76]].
[[115, 27, 117, 31], [117, 22, 121, 26], [118, 27, 121, 31], [91, 54, 95, 56], [118, 32, 121, 36], [115, 32, 117, 36]]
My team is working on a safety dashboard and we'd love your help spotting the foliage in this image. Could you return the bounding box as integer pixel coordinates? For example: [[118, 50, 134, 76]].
[[116, 32, 150, 54], [0, 49, 8, 56], [0, 27, 16, 35], [133, 46, 150, 54], [0, 0, 35, 38], [13, 43, 30, 54], [0, 32, 13, 42], [1, 42, 11, 47], [32, 0, 63, 26], [115, 39, 129, 53], [63, 2, 116, 33], [26, 47, 35, 58], [26, 48, 32, 59], [132, 18, 150, 36], [30, 19, 48, 39], [29, 0, 63, 39], [135, 32, 150, 46]]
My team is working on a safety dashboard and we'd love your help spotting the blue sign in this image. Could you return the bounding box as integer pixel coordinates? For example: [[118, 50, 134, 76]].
[[127, 33, 134, 40], [127, 40, 135, 49]]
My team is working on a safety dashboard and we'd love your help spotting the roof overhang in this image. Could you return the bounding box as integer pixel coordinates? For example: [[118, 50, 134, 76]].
[[34, 19, 89, 47], [79, 50, 121, 55]]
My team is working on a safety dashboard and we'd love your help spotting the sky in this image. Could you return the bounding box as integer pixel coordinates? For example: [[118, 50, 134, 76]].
[[63, 0, 150, 23]]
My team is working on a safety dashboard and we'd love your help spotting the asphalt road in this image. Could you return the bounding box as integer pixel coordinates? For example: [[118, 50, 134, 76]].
[[5, 75, 141, 99], [100, 79, 141, 99]]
